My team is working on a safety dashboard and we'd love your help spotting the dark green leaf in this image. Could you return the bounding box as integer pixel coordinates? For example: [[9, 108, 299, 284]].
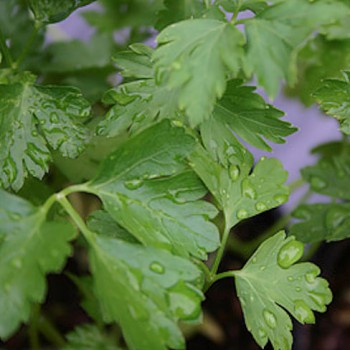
[[290, 203, 350, 243], [86, 121, 220, 259], [0, 189, 75, 339], [29, 0, 95, 24], [0, 73, 91, 190], [313, 72, 350, 134], [89, 235, 203, 350], [62, 324, 121, 350]]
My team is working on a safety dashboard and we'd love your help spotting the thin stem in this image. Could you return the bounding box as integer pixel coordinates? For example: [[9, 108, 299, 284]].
[[38, 315, 66, 347], [56, 194, 95, 243], [210, 221, 231, 275], [212, 270, 236, 284], [0, 27, 14, 67], [204, 0, 211, 9], [28, 304, 41, 350], [231, 0, 242, 23], [15, 23, 40, 68]]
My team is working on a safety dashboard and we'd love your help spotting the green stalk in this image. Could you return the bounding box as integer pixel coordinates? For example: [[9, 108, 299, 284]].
[[0, 27, 14, 67], [15, 23, 41, 68], [28, 304, 41, 350], [210, 220, 231, 276], [56, 194, 95, 243], [38, 315, 66, 347]]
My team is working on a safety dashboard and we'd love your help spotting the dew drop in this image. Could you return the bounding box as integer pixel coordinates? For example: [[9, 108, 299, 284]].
[[277, 239, 304, 269], [310, 176, 327, 190], [294, 300, 315, 323], [309, 292, 327, 310], [241, 179, 257, 199], [149, 261, 165, 274], [295, 287, 301, 292], [252, 257, 257, 264], [124, 179, 143, 190], [263, 309, 277, 329], [258, 328, 267, 342], [305, 272, 316, 284], [31, 130, 38, 137], [255, 202, 267, 212], [273, 194, 288, 205], [172, 61, 181, 70], [288, 276, 294, 282], [260, 265, 266, 271], [50, 113, 59, 123], [12, 258, 22, 269], [229, 164, 240, 181], [325, 207, 347, 230], [237, 209, 249, 220]]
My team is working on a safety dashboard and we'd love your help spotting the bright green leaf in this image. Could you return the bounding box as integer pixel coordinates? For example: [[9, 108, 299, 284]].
[[244, 0, 350, 98], [301, 144, 350, 200], [190, 146, 289, 228], [211, 80, 297, 151], [98, 45, 181, 137], [89, 235, 203, 350], [154, 19, 245, 126], [62, 324, 121, 350], [86, 121, 220, 259], [29, 0, 95, 24], [290, 203, 350, 243], [234, 231, 332, 350], [0, 189, 75, 339], [0, 73, 91, 191], [313, 72, 350, 134]]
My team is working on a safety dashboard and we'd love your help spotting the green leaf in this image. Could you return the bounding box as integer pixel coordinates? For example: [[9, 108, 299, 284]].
[[29, 0, 95, 24], [89, 235, 204, 350], [154, 19, 245, 126], [155, 0, 208, 30], [42, 34, 115, 73], [190, 146, 289, 228], [0, 0, 44, 68], [87, 121, 220, 259], [286, 36, 350, 105], [244, 0, 350, 98], [301, 144, 350, 200], [290, 203, 350, 243], [0, 189, 75, 339], [211, 80, 297, 151], [234, 231, 332, 350], [0, 73, 91, 191], [62, 324, 121, 350], [82, 0, 163, 33], [313, 72, 350, 134], [97, 45, 181, 137], [87, 210, 138, 243]]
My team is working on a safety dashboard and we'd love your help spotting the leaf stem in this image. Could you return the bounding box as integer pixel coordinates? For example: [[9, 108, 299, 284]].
[[0, 27, 14, 68], [28, 304, 41, 350], [15, 23, 41, 68], [231, 0, 242, 23], [38, 315, 66, 347], [56, 194, 95, 243], [210, 221, 231, 276]]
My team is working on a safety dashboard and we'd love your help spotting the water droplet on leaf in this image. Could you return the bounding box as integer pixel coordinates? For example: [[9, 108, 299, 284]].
[[258, 328, 267, 342], [263, 309, 277, 328], [241, 179, 257, 199], [149, 261, 165, 274], [310, 176, 327, 190], [229, 164, 240, 181], [237, 209, 249, 220], [124, 179, 143, 190], [255, 202, 267, 212], [274, 194, 288, 205], [294, 300, 315, 323], [277, 239, 304, 268]]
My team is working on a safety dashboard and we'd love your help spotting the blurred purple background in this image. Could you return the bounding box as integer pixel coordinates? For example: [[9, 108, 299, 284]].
[[48, 3, 342, 210]]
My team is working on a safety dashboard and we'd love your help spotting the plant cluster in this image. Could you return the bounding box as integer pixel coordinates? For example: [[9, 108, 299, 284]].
[[1, 1, 350, 349]]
